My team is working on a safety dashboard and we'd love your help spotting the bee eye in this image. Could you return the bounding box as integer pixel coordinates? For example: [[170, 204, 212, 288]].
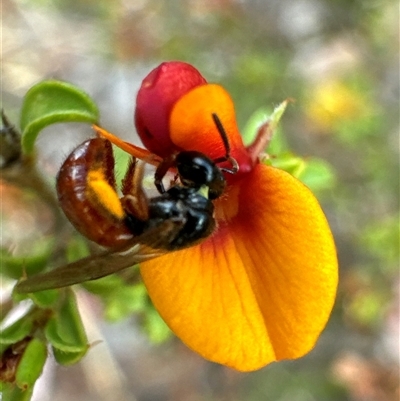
[[176, 152, 215, 187], [176, 151, 226, 200]]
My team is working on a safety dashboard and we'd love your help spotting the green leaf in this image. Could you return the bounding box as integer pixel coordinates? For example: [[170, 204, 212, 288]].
[[269, 153, 336, 193], [0, 240, 53, 280], [29, 288, 60, 308], [44, 289, 88, 360], [20, 80, 99, 155], [82, 274, 128, 297], [0, 319, 33, 347], [15, 338, 47, 391], [270, 153, 306, 177], [296, 158, 336, 192], [52, 348, 88, 366], [242, 107, 271, 145], [0, 383, 34, 401], [242, 102, 289, 153]]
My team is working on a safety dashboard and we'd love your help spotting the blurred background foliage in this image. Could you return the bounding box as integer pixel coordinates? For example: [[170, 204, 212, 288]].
[[2, 0, 399, 400]]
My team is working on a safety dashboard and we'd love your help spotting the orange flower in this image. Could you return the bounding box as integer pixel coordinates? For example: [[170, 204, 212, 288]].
[[105, 62, 338, 371]]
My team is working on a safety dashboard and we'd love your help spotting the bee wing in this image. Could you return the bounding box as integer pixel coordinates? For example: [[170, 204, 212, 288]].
[[15, 219, 185, 293]]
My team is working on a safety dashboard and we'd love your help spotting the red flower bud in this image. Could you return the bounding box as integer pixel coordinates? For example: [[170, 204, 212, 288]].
[[135, 61, 207, 157]]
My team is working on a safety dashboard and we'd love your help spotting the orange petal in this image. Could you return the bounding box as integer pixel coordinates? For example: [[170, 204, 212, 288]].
[[140, 164, 338, 371], [169, 84, 253, 174]]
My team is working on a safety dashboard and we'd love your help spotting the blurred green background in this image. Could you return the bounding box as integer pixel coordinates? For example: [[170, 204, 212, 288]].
[[2, 0, 399, 400]]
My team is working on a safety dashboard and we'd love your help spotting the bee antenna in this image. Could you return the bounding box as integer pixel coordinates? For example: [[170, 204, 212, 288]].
[[212, 113, 231, 155], [211, 113, 239, 174]]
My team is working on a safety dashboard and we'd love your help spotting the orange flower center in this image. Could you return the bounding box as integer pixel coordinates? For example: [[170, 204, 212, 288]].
[[214, 183, 240, 223]]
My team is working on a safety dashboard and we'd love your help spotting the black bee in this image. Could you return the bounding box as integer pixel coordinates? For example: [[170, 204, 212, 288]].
[[15, 114, 238, 293]]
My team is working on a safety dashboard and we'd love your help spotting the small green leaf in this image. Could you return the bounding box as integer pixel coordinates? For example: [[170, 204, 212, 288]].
[[1, 242, 53, 280], [270, 153, 306, 177], [0, 319, 33, 347], [52, 348, 88, 366], [44, 289, 88, 358], [242, 107, 271, 145], [268, 100, 289, 130], [20, 80, 99, 155], [297, 158, 336, 192], [242, 102, 289, 152], [83, 274, 128, 297], [15, 338, 47, 391], [270, 154, 336, 192], [29, 288, 60, 308], [0, 383, 34, 401]]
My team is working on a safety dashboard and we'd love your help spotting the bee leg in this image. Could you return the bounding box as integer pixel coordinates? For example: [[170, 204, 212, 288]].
[[121, 157, 149, 221], [154, 153, 177, 194]]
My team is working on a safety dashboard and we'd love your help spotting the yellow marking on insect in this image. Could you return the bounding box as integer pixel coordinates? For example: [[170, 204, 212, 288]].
[[86, 170, 125, 220], [198, 185, 209, 198]]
